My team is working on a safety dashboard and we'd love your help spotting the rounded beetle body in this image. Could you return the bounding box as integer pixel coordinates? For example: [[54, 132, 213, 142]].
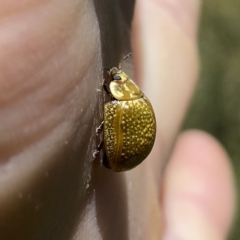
[[103, 67, 156, 172]]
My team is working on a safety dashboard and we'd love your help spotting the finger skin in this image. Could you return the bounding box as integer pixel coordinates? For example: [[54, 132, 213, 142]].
[[129, 0, 200, 238], [0, 1, 142, 240], [163, 130, 236, 240], [132, 0, 200, 180], [0, 0, 202, 239], [0, 1, 102, 239]]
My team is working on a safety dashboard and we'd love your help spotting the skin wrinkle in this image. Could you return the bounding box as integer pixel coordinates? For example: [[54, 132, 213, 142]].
[[0, 76, 96, 164], [0, 86, 75, 160], [0, 0, 99, 202], [0, 2, 100, 238], [0, 0, 87, 23], [0, 51, 99, 160], [0, 119, 71, 198], [0, 29, 94, 105], [0, 1, 88, 97], [0, 0, 50, 18], [0, 0, 98, 162], [0, 125, 91, 240]]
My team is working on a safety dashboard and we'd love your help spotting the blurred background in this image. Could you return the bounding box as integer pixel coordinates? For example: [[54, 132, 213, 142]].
[[183, 0, 240, 239]]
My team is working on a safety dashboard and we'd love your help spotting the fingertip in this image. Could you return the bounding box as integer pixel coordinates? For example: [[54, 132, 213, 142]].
[[133, 0, 200, 40], [163, 130, 236, 239], [132, 0, 199, 177]]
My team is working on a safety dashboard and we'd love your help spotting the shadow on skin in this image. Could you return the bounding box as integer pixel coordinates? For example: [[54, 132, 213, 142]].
[[93, 0, 134, 67], [89, 1, 135, 239], [0, 125, 94, 240], [92, 164, 129, 240]]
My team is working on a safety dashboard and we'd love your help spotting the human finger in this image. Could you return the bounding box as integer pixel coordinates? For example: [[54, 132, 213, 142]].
[[162, 130, 236, 239], [132, 0, 200, 178], [0, 1, 102, 238]]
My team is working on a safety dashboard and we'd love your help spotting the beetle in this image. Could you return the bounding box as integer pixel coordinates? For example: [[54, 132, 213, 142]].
[[94, 53, 156, 172]]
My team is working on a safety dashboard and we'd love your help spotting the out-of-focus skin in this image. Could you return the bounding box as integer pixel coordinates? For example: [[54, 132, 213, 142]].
[[0, 0, 235, 240]]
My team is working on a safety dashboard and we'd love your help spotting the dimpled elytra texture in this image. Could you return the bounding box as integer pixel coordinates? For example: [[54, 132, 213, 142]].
[[104, 97, 156, 172]]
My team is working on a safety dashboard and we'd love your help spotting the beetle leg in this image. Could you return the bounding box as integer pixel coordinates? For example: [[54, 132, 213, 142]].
[[102, 67, 114, 98], [93, 121, 104, 157], [96, 121, 104, 135], [93, 138, 104, 158], [102, 152, 110, 169], [102, 78, 113, 97]]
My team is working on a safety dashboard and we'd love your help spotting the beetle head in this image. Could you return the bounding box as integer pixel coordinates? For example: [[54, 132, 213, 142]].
[[110, 67, 129, 82], [108, 67, 143, 101]]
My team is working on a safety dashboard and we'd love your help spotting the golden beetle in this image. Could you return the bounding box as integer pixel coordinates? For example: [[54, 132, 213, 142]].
[[94, 54, 156, 172]]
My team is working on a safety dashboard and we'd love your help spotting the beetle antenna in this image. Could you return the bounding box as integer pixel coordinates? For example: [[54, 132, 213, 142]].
[[118, 53, 132, 69]]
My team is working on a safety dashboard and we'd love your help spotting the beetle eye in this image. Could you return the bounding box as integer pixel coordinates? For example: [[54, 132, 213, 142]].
[[113, 75, 122, 80]]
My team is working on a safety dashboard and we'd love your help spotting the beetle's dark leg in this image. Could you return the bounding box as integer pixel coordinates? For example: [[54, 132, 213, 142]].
[[93, 138, 104, 158], [96, 121, 104, 135], [102, 78, 114, 98], [102, 67, 114, 98], [93, 121, 104, 157], [102, 152, 110, 169]]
